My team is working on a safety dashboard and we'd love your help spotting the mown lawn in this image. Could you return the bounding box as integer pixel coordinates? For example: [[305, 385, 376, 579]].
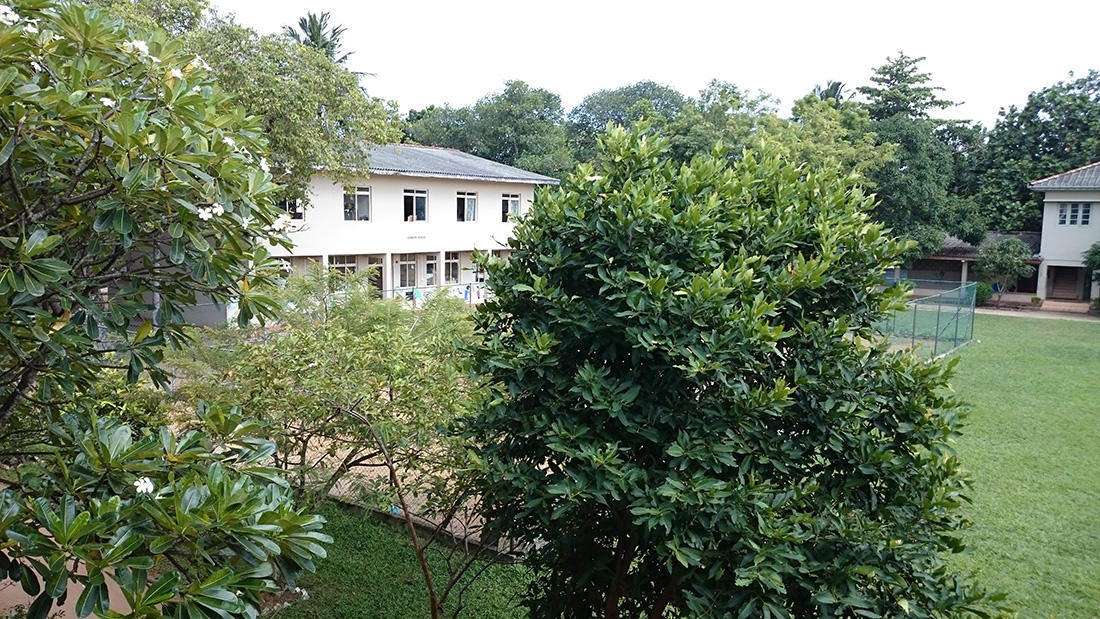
[[273, 313, 1099, 619], [272, 504, 528, 619], [948, 313, 1100, 618]]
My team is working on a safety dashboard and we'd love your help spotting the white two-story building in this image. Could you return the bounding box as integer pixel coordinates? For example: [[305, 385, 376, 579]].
[[273, 144, 559, 298], [1029, 161, 1100, 302]]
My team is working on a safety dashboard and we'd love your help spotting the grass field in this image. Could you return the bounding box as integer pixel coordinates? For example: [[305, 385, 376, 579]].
[[271, 504, 528, 619], [274, 313, 1098, 619], [948, 313, 1100, 618]]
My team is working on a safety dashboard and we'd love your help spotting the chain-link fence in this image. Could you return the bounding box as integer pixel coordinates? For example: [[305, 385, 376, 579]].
[[879, 282, 976, 359]]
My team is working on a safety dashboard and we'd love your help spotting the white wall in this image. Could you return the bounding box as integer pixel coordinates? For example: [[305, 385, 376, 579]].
[[1038, 190, 1100, 264], [272, 174, 535, 260]]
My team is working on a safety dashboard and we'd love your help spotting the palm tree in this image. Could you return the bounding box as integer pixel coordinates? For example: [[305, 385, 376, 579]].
[[283, 11, 351, 64], [812, 81, 851, 108]]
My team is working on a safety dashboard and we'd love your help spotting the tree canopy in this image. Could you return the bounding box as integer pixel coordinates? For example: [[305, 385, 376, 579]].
[[406, 80, 574, 178], [857, 52, 954, 121], [463, 124, 992, 618], [567, 80, 687, 162], [975, 237, 1036, 307], [979, 70, 1100, 231], [190, 17, 403, 201]]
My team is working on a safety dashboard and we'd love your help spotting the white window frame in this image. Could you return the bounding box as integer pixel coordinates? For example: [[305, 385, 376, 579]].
[[1059, 202, 1092, 226], [444, 251, 460, 284], [328, 254, 356, 274], [502, 193, 520, 222], [396, 253, 417, 288], [344, 187, 371, 221], [404, 189, 428, 222], [457, 191, 477, 222]]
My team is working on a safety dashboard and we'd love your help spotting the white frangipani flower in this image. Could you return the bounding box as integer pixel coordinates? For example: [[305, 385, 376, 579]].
[[169, 68, 182, 79], [133, 477, 155, 494], [0, 5, 17, 25], [99, 97, 115, 107], [211, 202, 225, 216], [265, 214, 293, 232], [191, 85, 201, 93], [222, 136, 236, 148], [198, 208, 214, 221], [259, 158, 270, 173], [126, 39, 149, 55], [24, 20, 37, 33]]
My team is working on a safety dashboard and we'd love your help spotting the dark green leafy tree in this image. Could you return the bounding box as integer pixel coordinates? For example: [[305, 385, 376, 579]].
[[1085, 241, 1100, 283], [282, 11, 351, 64], [857, 53, 984, 257], [867, 115, 956, 259], [463, 124, 996, 618], [665, 80, 775, 164], [936, 121, 990, 244], [857, 52, 954, 121], [190, 17, 402, 202], [976, 238, 1036, 308], [406, 81, 574, 178], [979, 70, 1100, 231], [567, 80, 686, 162]]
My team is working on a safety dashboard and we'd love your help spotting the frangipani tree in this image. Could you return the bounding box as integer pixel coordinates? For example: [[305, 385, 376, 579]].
[[0, 3, 329, 617], [0, 0, 292, 425]]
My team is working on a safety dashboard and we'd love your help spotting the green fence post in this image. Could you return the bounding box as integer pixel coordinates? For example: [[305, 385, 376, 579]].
[[911, 303, 918, 350], [933, 300, 943, 358]]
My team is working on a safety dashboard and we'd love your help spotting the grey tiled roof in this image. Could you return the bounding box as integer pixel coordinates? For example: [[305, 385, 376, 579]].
[[1029, 161, 1100, 190], [933, 231, 1042, 259], [365, 144, 560, 185]]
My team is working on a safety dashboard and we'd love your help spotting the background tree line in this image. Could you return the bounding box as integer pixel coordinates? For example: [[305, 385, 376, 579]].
[[87, 0, 1100, 259], [406, 56, 1100, 260]]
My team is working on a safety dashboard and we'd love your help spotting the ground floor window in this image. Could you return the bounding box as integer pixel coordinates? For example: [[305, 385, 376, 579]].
[[397, 253, 416, 288], [445, 252, 459, 284], [329, 254, 356, 274], [426, 254, 437, 286]]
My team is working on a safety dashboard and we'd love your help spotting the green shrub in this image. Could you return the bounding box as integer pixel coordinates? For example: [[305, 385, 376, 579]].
[[976, 282, 994, 306], [464, 125, 997, 617]]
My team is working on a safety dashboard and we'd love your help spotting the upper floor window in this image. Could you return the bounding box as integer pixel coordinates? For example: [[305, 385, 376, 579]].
[[344, 187, 370, 221], [457, 192, 477, 222], [277, 198, 303, 220], [1058, 203, 1092, 226], [502, 193, 520, 222], [404, 189, 427, 221]]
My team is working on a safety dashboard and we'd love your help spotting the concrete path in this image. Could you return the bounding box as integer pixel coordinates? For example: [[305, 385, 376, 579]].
[[976, 307, 1100, 322]]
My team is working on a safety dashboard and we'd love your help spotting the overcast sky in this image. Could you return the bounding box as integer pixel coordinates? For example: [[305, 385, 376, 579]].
[[211, 0, 1099, 127]]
